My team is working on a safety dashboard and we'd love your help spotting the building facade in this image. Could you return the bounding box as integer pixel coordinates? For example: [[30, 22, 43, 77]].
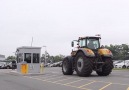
[[0, 54, 5, 61]]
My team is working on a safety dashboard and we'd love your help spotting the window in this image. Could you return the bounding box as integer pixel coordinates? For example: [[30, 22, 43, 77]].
[[24, 53, 31, 63], [87, 39, 100, 49], [79, 39, 86, 47], [33, 53, 39, 63], [17, 53, 23, 63]]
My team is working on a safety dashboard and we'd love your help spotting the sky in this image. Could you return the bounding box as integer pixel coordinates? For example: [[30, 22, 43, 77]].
[[0, 0, 129, 57]]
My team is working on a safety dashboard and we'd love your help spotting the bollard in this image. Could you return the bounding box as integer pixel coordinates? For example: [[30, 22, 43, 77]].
[[40, 63, 44, 74], [21, 64, 28, 74]]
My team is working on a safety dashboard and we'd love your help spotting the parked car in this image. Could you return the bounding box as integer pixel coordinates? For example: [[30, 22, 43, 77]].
[[114, 60, 129, 68], [0, 62, 7, 69], [1, 61, 17, 69], [113, 60, 123, 65], [113, 60, 123, 68], [50, 61, 62, 67]]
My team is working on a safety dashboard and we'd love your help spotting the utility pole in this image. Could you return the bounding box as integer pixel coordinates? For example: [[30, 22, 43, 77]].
[[31, 37, 33, 47]]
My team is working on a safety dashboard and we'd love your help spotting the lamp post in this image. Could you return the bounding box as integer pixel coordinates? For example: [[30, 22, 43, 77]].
[[42, 46, 47, 65]]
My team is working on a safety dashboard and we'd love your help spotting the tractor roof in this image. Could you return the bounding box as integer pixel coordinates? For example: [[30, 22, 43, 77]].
[[79, 36, 101, 39]]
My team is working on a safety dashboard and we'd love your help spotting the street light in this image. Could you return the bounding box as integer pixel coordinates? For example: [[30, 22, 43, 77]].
[[42, 46, 47, 64]]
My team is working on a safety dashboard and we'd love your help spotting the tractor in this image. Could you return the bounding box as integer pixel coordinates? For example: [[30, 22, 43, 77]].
[[62, 35, 113, 77]]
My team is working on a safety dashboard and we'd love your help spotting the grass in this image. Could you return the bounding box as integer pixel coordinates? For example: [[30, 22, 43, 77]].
[[113, 68, 129, 70]]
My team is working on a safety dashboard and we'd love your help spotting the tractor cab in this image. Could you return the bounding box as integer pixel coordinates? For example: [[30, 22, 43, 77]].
[[72, 36, 101, 50]]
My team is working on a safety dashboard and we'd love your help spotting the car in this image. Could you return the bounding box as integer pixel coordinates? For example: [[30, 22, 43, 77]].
[[114, 60, 129, 68], [113, 60, 123, 65], [0, 62, 7, 69], [50, 61, 62, 67], [113, 60, 123, 68]]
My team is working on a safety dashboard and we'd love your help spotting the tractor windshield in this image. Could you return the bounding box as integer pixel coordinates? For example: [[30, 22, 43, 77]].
[[87, 38, 100, 49]]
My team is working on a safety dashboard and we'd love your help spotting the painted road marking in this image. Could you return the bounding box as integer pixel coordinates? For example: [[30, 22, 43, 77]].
[[33, 74, 57, 78], [43, 76, 64, 81], [99, 83, 112, 90], [25, 76, 91, 90], [78, 81, 96, 88], [53, 77, 73, 83], [51, 71, 60, 74], [64, 79, 84, 85], [24, 75, 129, 90]]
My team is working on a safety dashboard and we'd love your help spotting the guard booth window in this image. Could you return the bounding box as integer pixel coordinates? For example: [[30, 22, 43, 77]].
[[24, 53, 31, 63], [17, 53, 23, 63], [33, 53, 39, 63]]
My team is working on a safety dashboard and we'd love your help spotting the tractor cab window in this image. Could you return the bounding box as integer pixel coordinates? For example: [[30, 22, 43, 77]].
[[87, 38, 100, 49], [79, 39, 86, 47]]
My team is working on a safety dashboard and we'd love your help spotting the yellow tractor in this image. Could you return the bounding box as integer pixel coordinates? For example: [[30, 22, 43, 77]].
[[62, 35, 113, 77]]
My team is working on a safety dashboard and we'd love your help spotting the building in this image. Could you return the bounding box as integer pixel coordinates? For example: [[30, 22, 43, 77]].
[[0, 54, 5, 61], [16, 46, 41, 73]]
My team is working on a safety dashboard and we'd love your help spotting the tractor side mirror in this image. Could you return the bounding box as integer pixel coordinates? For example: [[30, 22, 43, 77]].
[[71, 41, 74, 47]]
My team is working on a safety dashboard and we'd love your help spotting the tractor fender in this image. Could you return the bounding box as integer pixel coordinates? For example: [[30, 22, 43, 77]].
[[98, 48, 113, 58], [76, 48, 95, 57]]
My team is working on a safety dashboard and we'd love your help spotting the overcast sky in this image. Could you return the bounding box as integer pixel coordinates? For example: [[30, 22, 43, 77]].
[[0, 0, 129, 57]]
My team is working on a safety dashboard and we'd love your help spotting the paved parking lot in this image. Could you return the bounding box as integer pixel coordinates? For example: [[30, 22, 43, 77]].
[[0, 68, 129, 90], [24, 67, 129, 90]]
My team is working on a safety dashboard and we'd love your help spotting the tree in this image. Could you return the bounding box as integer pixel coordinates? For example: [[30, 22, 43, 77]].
[[53, 54, 65, 63], [6, 56, 16, 61], [105, 44, 129, 60]]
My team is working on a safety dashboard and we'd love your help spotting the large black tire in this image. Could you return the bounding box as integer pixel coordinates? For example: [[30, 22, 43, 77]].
[[122, 65, 126, 69], [96, 57, 113, 76], [75, 52, 93, 77], [127, 66, 129, 69], [62, 56, 73, 75]]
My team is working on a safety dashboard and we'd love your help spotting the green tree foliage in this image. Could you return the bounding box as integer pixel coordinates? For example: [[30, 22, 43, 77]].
[[105, 44, 129, 60], [6, 56, 16, 61], [53, 54, 65, 63], [41, 52, 65, 63]]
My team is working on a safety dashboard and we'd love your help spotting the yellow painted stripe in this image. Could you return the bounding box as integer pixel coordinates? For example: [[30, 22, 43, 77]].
[[127, 87, 129, 90], [64, 79, 83, 85], [34, 74, 57, 78], [78, 81, 96, 88], [25, 76, 90, 90], [53, 77, 73, 83], [43, 76, 64, 81], [99, 83, 112, 90]]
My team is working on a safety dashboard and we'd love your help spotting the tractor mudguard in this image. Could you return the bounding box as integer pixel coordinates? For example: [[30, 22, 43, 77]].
[[76, 48, 95, 57], [98, 48, 113, 58]]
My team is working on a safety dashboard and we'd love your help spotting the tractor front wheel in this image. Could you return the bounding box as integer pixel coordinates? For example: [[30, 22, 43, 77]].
[[75, 52, 93, 77], [62, 56, 73, 75]]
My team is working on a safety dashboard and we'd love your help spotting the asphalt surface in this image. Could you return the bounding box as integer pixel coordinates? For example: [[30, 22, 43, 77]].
[[0, 68, 129, 90]]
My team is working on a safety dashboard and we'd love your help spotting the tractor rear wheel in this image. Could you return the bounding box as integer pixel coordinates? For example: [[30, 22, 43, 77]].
[[75, 52, 93, 77], [96, 57, 113, 76], [62, 56, 73, 75]]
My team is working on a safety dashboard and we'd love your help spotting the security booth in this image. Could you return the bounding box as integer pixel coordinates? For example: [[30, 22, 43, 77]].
[[16, 46, 41, 74]]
